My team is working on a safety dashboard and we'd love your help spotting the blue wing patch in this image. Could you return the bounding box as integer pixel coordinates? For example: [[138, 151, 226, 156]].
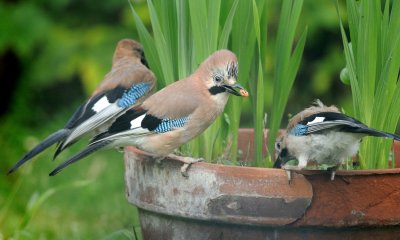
[[289, 124, 308, 136], [117, 82, 151, 108], [153, 117, 190, 133]]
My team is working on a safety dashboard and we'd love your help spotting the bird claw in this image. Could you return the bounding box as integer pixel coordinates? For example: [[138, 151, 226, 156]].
[[286, 170, 292, 184], [181, 164, 190, 177], [155, 157, 163, 165], [180, 158, 204, 177], [330, 170, 336, 181], [282, 165, 297, 185], [167, 154, 204, 177], [327, 166, 338, 181]]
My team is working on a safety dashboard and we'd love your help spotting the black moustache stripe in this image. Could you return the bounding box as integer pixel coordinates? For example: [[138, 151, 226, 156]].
[[208, 86, 226, 95]]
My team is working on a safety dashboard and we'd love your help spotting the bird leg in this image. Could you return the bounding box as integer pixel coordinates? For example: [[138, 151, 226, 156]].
[[281, 165, 299, 185], [286, 170, 292, 185], [168, 154, 204, 177], [282, 156, 307, 184], [327, 166, 339, 181], [154, 157, 164, 165]]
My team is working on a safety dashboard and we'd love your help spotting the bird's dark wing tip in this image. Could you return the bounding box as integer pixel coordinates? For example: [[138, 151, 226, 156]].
[[52, 145, 64, 161], [49, 169, 59, 176], [48, 140, 111, 176], [6, 169, 15, 175], [7, 163, 22, 175]]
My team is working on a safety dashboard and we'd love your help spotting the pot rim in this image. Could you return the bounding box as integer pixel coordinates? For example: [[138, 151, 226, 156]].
[[125, 146, 400, 176]]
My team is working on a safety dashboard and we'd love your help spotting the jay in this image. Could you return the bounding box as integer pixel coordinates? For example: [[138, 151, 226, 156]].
[[274, 100, 400, 182], [48, 49, 249, 176], [8, 39, 155, 174]]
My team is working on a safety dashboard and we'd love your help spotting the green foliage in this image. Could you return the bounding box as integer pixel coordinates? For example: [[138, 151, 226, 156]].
[[0, 2, 50, 58], [229, 0, 259, 163], [131, 0, 307, 166], [0, 1, 146, 238], [0, 114, 142, 238], [251, 0, 267, 167], [130, 0, 246, 162], [3, 180, 92, 239], [337, 0, 400, 169], [267, 0, 307, 165], [3, 0, 396, 238], [102, 228, 141, 240]]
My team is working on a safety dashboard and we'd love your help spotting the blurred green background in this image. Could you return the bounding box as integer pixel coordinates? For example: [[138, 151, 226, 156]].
[[0, 0, 369, 238]]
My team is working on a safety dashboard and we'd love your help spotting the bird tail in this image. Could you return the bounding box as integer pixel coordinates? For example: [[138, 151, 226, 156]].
[[49, 140, 111, 176], [8, 129, 70, 174], [355, 127, 400, 141], [52, 139, 75, 160], [53, 103, 123, 159]]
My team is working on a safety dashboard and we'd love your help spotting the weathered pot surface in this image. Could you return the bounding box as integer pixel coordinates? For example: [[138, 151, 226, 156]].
[[124, 147, 313, 226], [124, 129, 400, 239]]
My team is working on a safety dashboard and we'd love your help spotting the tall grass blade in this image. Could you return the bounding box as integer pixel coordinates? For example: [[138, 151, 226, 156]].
[[267, 0, 306, 161], [251, 0, 266, 167], [336, 0, 400, 169], [129, 1, 163, 87], [218, 0, 239, 49], [147, 0, 175, 86]]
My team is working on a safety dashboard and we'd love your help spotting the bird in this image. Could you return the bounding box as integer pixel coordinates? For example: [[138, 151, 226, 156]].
[[274, 100, 400, 182], [48, 49, 249, 176], [8, 39, 156, 174]]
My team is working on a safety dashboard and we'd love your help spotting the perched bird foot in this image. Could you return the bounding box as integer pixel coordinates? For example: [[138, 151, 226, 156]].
[[328, 167, 338, 181], [328, 166, 338, 181], [168, 154, 204, 177], [155, 157, 164, 165], [330, 171, 336, 181], [286, 170, 292, 184], [180, 158, 204, 177], [282, 165, 302, 184]]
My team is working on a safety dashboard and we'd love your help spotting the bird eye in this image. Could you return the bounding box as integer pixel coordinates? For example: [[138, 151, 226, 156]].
[[275, 142, 281, 151], [214, 75, 223, 83]]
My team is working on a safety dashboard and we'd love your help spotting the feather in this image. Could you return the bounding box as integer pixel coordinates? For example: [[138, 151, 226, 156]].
[[8, 39, 156, 174], [45, 49, 246, 175], [117, 82, 152, 108], [49, 140, 111, 176], [278, 100, 400, 183], [289, 112, 400, 141], [56, 103, 123, 155], [8, 129, 70, 174], [68, 88, 125, 128]]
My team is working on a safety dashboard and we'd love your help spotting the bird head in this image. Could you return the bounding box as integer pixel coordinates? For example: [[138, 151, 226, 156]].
[[113, 39, 148, 67], [199, 50, 249, 98], [273, 136, 295, 168]]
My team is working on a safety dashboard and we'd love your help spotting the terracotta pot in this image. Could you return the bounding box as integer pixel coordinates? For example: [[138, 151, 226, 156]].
[[124, 129, 400, 240]]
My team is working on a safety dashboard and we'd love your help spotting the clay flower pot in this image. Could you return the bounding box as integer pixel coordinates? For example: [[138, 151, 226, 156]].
[[124, 129, 400, 240]]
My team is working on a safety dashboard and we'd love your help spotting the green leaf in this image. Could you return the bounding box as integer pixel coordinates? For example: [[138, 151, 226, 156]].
[[267, 0, 306, 160], [218, 0, 239, 49], [147, 0, 175, 86], [336, 0, 400, 169], [129, 1, 163, 87]]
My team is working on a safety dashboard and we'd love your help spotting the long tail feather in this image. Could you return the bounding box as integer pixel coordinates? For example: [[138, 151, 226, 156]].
[[354, 127, 400, 141], [54, 104, 122, 159], [62, 104, 122, 149], [8, 129, 70, 174], [53, 138, 79, 161], [49, 140, 111, 176]]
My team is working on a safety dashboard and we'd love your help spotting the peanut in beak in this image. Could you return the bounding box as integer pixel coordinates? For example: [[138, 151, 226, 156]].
[[240, 89, 249, 97]]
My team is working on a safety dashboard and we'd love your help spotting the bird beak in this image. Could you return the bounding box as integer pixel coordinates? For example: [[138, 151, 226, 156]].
[[273, 156, 283, 168], [223, 82, 249, 97]]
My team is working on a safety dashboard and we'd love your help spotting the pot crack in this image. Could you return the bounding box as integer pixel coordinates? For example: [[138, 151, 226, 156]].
[[365, 188, 400, 211]]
